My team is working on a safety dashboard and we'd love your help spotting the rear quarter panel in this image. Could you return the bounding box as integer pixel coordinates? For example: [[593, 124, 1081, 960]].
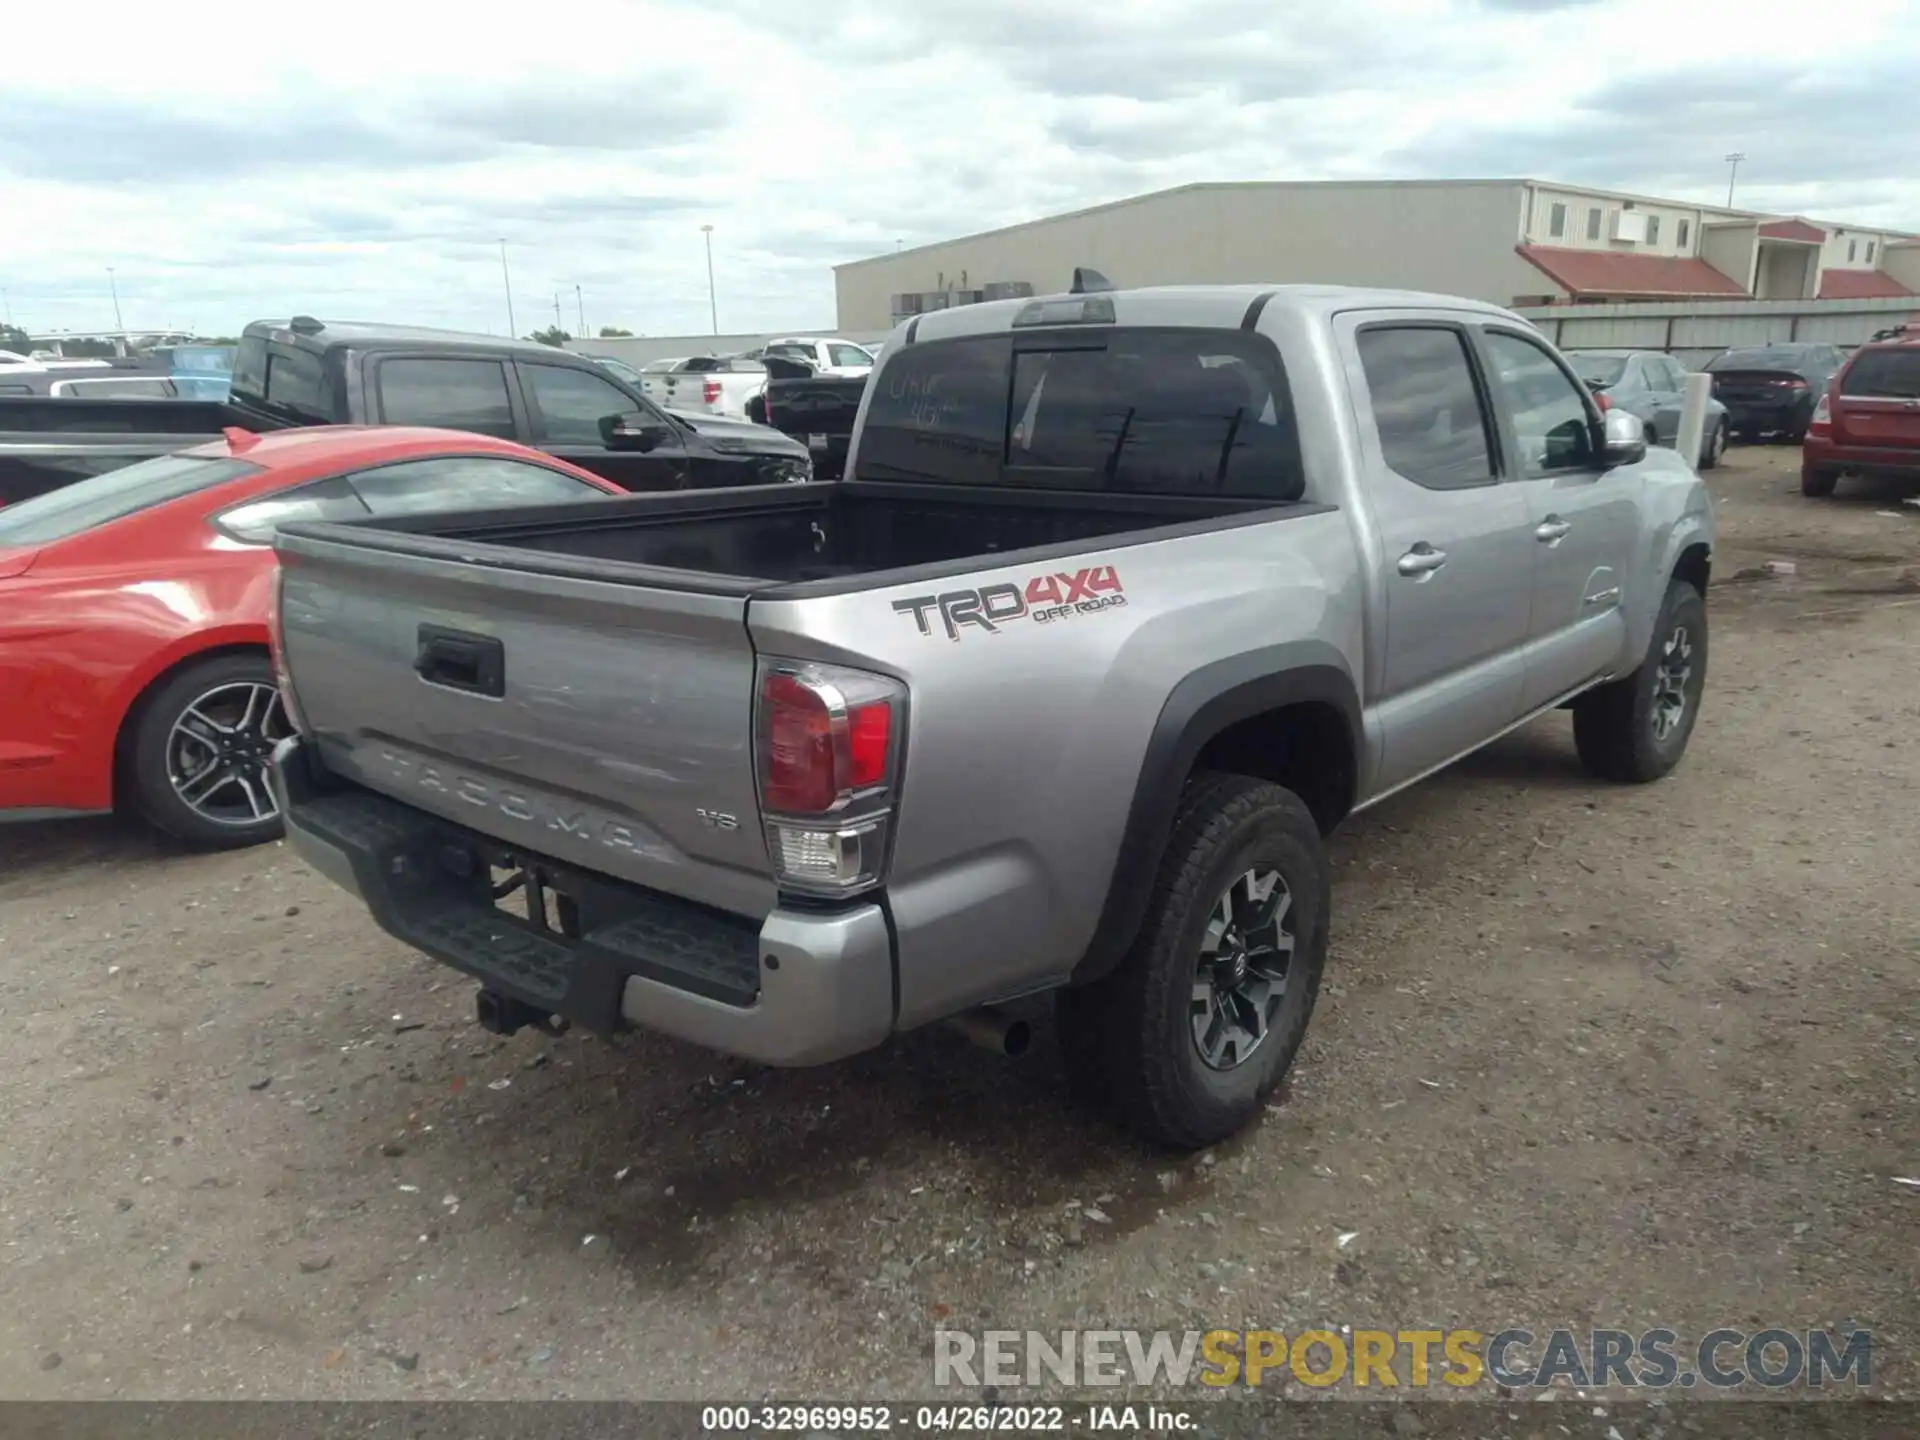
[[748, 511, 1363, 1028]]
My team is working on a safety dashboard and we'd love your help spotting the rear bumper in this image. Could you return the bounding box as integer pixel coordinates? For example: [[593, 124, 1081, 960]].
[[270, 736, 895, 1066], [1801, 436, 1920, 476], [1720, 395, 1815, 433]]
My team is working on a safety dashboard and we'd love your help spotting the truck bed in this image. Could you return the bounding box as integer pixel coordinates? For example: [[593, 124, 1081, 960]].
[[323, 479, 1292, 593]]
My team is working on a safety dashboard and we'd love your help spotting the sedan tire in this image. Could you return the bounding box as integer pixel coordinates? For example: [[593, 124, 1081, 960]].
[[127, 652, 292, 849]]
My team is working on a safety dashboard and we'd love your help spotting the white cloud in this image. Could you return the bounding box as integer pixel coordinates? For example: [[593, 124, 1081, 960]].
[[2, 0, 1915, 339]]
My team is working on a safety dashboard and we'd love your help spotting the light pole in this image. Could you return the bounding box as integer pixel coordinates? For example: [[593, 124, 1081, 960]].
[[106, 267, 124, 332], [498, 239, 516, 337], [701, 224, 717, 335], [1724, 152, 1746, 209], [576, 284, 585, 337]]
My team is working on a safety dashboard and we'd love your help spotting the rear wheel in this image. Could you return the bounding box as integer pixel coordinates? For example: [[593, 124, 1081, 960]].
[[127, 653, 292, 848], [1057, 772, 1329, 1149], [1801, 464, 1840, 497], [1700, 418, 1728, 470]]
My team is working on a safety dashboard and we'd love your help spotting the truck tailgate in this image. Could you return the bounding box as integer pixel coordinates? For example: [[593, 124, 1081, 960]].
[[273, 525, 776, 919]]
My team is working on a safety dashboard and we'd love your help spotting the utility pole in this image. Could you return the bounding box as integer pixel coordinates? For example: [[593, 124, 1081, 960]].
[[575, 284, 585, 336], [106, 267, 124, 331], [701, 224, 718, 335], [1724, 152, 1746, 209], [498, 239, 516, 337], [553, 292, 563, 331]]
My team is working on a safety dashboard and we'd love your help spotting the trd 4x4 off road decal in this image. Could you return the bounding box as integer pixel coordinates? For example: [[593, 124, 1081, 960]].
[[892, 565, 1127, 641]]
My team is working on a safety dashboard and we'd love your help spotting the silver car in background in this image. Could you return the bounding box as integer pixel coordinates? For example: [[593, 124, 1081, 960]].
[[1566, 349, 1728, 469]]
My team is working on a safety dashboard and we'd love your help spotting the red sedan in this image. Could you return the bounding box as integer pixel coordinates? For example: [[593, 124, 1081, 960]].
[[0, 426, 625, 847]]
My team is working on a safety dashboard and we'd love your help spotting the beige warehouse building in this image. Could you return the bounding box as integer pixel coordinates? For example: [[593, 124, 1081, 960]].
[[834, 179, 1920, 331]]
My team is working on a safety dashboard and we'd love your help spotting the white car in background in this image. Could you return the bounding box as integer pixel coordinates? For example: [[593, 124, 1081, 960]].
[[748, 337, 876, 377], [648, 354, 772, 419]]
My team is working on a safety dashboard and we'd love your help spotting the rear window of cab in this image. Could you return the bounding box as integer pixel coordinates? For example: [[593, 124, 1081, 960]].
[[856, 328, 1306, 501]]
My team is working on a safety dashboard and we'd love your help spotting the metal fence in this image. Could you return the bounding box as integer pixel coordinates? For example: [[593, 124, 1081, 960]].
[[1512, 296, 1917, 370]]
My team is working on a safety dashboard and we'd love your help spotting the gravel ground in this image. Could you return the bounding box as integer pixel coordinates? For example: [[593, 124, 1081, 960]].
[[2, 444, 1916, 1409]]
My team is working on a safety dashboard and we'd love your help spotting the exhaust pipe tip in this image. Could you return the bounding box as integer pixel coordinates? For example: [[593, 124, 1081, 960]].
[[945, 1006, 1031, 1058]]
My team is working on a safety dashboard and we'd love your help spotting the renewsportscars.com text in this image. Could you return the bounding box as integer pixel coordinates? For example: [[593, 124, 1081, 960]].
[[933, 1327, 1873, 1391]]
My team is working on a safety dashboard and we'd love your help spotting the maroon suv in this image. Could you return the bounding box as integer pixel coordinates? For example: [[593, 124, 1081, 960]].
[[1802, 324, 1920, 497]]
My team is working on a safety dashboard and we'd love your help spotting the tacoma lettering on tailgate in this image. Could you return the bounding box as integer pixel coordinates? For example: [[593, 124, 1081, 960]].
[[892, 565, 1127, 641]]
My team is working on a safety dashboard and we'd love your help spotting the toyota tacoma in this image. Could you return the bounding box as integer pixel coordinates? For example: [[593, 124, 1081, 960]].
[[266, 279, 1715, 1148]]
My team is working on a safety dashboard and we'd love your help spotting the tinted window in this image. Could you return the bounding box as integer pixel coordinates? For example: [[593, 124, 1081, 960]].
[[861, 330, 1302, 499], [522, 363, 636, 444], [0, 453, 261, 546], [858, 336, 1017, 486], [1677, 219, 1691, 249], [348, 456, 607, 516], [1566, 353, 1628, 388], [217, 477, 370, 543], [589, 356, 646, 388], [1841, 349, 1920, 399], [377, 358, 515, 438], [1484, 332, 1597, 473], [678, 357, 729, 373], [1356, 327, 1495, 490], [1548, 202, 1566, 238], [265, 349, 326, 415], [828, 343, 873, 367]]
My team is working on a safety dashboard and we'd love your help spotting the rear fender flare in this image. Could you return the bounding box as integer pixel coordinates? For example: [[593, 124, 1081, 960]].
[[1069, 646, 1361, 986]]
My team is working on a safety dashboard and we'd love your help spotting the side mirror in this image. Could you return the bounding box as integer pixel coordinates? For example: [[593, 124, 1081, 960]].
[[1600, 408, 1647, 468], [599, 412, 672, 451]]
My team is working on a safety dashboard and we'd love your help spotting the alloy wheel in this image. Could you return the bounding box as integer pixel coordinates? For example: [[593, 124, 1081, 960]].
[[1652, 624, 1695, 743], [1190, 867, 1295, 1071], [166, 682, 291, 827]]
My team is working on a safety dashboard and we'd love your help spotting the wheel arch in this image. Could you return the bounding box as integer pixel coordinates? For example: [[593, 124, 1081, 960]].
[[1069, 647, 1361, 987], [1672, 539, 1711, 597], [110, 636, 273, 808]]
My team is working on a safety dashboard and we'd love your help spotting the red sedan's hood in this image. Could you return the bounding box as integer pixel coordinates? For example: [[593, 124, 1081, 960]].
[[0, 547, 40, 580]]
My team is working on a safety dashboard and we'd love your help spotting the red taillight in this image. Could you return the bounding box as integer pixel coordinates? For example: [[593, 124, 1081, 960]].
[[1782, 376, 1808, 389], [762, 672, 838, 813], [1594, 391, 1612, 412], [703, 378, 723, 406], [1807, 392, 1832, 438], [758, 670, 898, 814], [755, 660, 906, 895], [848, 702, 892, 789]]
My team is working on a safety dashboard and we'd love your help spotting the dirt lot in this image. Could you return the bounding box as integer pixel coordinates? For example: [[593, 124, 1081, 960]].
[[2, 444, 1916, 1407]]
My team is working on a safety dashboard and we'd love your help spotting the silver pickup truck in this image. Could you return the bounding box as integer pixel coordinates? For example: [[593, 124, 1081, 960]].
[[267, 282, 1714, 1149]]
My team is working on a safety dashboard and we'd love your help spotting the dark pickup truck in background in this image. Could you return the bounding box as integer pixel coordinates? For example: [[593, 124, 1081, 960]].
[[0, 318, 814, 506], [746, 353, 870, 481]]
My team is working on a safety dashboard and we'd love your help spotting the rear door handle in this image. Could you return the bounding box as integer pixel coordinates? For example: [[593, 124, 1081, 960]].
[[1396, 543, 1448, 579], [1535, 516, 1572, 545]]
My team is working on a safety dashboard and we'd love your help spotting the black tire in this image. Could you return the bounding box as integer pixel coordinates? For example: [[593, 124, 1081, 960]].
[[1572, 580, 1707, 784], [1700, 419, 1728, 471], [1056, 772, 1329, 1149], [1801, 465, 1839, 497], [126, 652, 291, 849]]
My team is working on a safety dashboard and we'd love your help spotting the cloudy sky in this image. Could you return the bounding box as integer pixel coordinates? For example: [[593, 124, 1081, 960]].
[[3, 0, 1917, 340]]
